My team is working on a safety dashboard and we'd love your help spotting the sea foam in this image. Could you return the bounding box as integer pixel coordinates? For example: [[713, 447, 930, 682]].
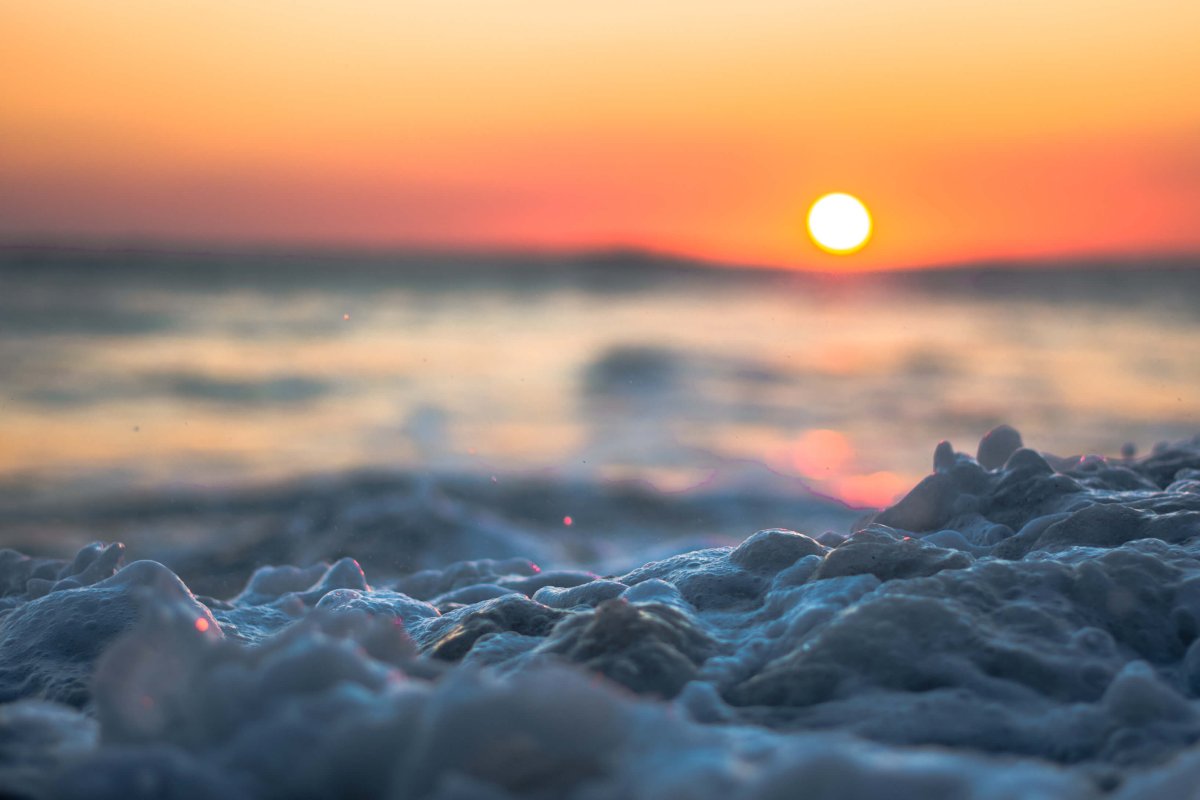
[[2, 428, 1200, 799]]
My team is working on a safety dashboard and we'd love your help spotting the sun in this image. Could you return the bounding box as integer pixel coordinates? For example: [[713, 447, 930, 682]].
[[807, 193, 872, 255]]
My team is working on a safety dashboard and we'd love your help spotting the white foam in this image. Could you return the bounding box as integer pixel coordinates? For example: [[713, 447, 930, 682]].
[[3, 428, 1200, 798]]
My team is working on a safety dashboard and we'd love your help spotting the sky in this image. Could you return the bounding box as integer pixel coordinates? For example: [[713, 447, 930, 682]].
[[2, 1, 1199, 269]]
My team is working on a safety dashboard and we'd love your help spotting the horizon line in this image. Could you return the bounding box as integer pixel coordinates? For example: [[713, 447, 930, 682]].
[[2, 236, 1198, 276]]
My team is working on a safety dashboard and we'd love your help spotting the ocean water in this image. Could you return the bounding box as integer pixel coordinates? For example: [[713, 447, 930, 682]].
[[4, 248, 1200, 799], [2, 248, 1196, 508]]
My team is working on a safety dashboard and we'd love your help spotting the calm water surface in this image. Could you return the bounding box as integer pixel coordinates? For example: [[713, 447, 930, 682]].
[[2, 251, 1197, 507]]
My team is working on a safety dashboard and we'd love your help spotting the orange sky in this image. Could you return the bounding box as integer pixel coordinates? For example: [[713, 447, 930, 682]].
[[2, 1, 1198, 269]]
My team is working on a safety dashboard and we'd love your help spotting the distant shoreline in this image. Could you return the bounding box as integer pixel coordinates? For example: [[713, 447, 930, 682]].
[[2, 238, 1197, 278], [2, 242, 1197, 312]]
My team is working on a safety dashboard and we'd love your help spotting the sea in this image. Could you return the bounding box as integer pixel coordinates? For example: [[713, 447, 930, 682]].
[[2, 246, 1197, 512]]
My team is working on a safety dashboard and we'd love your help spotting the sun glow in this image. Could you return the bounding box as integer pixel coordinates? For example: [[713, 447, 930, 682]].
[[807, 193, 872, 255]]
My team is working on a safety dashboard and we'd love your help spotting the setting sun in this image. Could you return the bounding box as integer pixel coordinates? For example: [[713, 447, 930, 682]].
[[807, 193, 873, 255]]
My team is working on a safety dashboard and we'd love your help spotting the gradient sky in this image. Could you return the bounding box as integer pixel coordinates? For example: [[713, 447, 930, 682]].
[[3, 1, 1198, 268]]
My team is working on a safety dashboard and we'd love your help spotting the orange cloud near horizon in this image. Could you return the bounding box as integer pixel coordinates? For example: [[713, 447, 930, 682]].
[[2, 1, 1198, 269]]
